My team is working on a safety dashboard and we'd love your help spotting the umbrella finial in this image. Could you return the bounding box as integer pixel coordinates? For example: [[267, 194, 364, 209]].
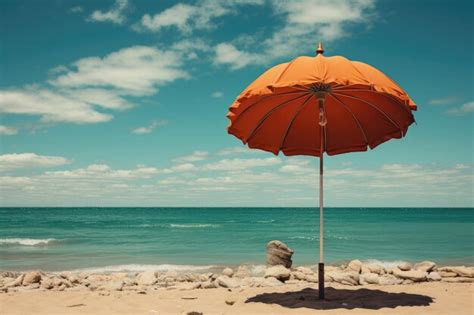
[[316, 42, 324, 55]]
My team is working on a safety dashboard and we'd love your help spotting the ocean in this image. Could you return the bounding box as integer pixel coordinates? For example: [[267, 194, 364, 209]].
[[0, 207, 473, 273]]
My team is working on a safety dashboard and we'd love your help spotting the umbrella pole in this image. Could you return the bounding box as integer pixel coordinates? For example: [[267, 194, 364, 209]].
[[318, 95, 325, 300]]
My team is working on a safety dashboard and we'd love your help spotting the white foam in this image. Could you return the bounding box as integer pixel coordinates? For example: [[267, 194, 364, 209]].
[[256, 219, 275, 223], [0, 238, 55, 246], [169, 224, 220, 228], [67, 264, 217, 273]]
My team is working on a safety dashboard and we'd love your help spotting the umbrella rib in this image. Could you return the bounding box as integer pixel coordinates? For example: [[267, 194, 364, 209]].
[[231, 90, 308, 125], [328, 93, 369, 146], [278, 94, 314, 152], [246, 93, 309, 143], [332, 92, 404, 137]]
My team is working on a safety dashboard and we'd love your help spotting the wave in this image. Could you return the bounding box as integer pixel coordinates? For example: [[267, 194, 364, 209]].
[[0, 238, 56, 246], [169, 224, 220, 228], [256, 219, 275, 223], [67, 264, 217, 273]]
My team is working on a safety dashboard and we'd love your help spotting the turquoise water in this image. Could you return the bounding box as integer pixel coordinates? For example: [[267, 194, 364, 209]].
[[0, 208, 473, 272]]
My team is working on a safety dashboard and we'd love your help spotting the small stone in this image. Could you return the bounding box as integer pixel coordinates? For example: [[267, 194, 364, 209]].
[[414, 261, 436, 272], [40, 277, 54, 290], [347, 260, 362, 273], [102, 280, 124, 291], [359, 272, 379, 285], [305, 274, 318, 283], [136, 271, 157, 286], [181, 312, 203, 315], [264, 265, 291, 281], [392, 268, 427, 282], [234, 266, 251, 278], [361, 264, 385, 275], [181, 295, 198, 300], [22, 271, 41, 285], [427, 272, 442, 281], [438, 271, 457, 278], [200, 280, 217, 289], [437, 266, 474, 278], [327, 271, 359, 286], [397, 262, 412, 271], [379, 274, 403, 285], [225, 298, 236, 305], [266, 240, 294, 268], [262, 277, 283, 287], [6, 274, 24, 288], [295, 266, 314, 275], [222, 268, 234, 277], [216, 276, 240, 288]]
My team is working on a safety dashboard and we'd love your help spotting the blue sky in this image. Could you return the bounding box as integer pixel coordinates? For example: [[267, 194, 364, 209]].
[[0, 0, 473, 207]]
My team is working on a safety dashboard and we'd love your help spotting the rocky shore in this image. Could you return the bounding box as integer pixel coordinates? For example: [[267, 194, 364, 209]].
[[1, 260, 473, 295]]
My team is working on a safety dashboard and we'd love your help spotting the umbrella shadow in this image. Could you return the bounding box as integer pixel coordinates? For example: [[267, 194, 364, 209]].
[[245, 287, 433, 310]]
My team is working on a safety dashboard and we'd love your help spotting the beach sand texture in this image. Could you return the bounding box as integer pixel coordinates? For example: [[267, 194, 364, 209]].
[[1, 282, 473, 315]]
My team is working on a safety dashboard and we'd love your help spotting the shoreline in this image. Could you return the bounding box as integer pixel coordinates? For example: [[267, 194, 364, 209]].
[[2, 260, 473, 314]]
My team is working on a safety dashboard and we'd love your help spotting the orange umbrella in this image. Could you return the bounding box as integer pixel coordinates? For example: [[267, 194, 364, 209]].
[[226, 43, 417, 299]]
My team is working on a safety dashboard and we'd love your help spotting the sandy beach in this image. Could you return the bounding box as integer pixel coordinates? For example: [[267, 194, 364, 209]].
[[1, 282, 473, 315], [1, 260, 473, 315]]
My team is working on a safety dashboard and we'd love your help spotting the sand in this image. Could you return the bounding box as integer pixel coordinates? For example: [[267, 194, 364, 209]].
[[1, 282, 472, 315]]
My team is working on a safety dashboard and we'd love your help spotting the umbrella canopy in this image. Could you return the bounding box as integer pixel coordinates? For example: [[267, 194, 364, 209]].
[[226, 43, 417, 299], [227, 43, 417, 157]]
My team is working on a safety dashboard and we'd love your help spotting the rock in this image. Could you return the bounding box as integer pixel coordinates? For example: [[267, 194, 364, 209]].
[[359, 273, 379, 285], [234, 266, 251, 278], [437, 266, 474, 278], [181, 296, 198, 300], [328, 271, 359, 286], [40, 277, 54, 289], [264, 265, 291, 281], [222, 268, 234, 277], [6, 274, 24, 287], [102, 280, 124, 291], [285, 279, 302, 284], [397, 262, 412, 271], [361, 264, 384, 275], [177, 283, 200, 290], [262, 277, 283, 287], [295, 266, 314, 275], [266, 240, 294, 268], [136, 271, 157, 286], [438, 271, 457, 278], [392, 268, 427, 282], [110, 273, 128, 281], [378, 274, 403, 285], [225, 298, 236, 305], [427, 272, 442, 281], [181, 312, 202, 315], [57, 284, 66, 291], [216, 276, 240, 288], [22, 271, 41, 285], [441, 277, 474, 283], [201, 280, 217, 289], [402, 279, 414, 285], [347, 260, 362, 273], [240, 277, 254, 287], [290, 271, 306, 281], [305, 274, 318, 283], [414, 261, 436, 272]]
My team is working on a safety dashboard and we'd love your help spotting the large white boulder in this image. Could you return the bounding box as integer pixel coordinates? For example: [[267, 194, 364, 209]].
[[136, 271, 157, 286]]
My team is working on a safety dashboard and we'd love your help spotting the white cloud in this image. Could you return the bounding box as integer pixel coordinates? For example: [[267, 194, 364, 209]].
[[132, 120, 167, 134], [89, 0, 128, 25], [139, 0, 265, 33], [218, 146, 256, 155], [214, 0, 376, 69], [0, 88, 112, 124], [1, 45, 189, 125], [173, 151, 209, 162], [0, 125, 18, 135], [43, 164, 159, 180], [70, 6, 83, 13], [51, 46, 189, 95], [428, 96, 458, 105], [211, 91, 224, 98], [141, 4, 196, 32], [202, 157, 281, 171], [0, 153, 69, 171], [446, 101, 474, 116], [214, 43, 263, 70]]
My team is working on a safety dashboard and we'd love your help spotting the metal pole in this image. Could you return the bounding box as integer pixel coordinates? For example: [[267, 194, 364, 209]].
[[318, 96, 325, 300]]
